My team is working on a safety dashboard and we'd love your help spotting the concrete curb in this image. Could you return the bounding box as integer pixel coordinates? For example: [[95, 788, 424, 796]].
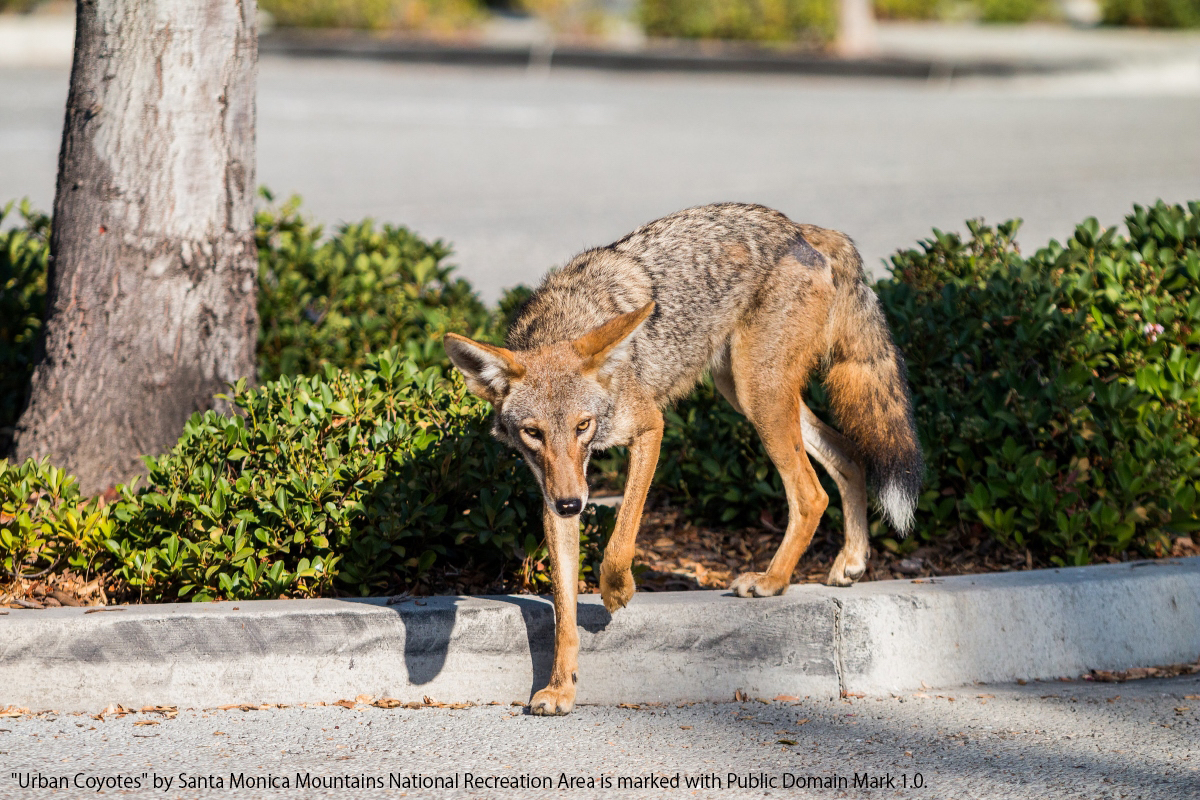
[[257, 31, 1107, 80], [2, 559, 1197, 711]]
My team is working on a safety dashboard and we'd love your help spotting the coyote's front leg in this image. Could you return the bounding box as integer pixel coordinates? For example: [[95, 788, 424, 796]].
[[599, 411, 663, 612], [530, 508, 581, 716]]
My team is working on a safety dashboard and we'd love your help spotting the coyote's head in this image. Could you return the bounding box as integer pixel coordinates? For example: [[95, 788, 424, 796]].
[[444, 302, 654, 518]]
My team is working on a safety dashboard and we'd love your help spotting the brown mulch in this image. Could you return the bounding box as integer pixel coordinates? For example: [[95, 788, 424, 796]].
[[0, 568, 109, 610], [407, 502, 1200, 597], [5, 507, 1198, 606], [625, 506, 1200, 593]]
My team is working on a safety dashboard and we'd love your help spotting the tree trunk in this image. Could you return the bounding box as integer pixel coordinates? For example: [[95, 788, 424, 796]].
[[836, 0, 877, 58], [14, 0, 259, 494]]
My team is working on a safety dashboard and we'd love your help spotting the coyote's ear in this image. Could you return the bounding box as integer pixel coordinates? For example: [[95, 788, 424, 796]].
[[444, 334, 525, 404], [573, 301, 655, 380]]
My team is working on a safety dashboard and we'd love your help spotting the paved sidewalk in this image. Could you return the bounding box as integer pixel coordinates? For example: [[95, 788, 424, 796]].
[[3, 560, 1197, 712], [2, 674, 1197, 799]]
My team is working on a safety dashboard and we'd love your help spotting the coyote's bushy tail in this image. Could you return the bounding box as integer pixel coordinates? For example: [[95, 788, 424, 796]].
[[821, 239, 924, 535]]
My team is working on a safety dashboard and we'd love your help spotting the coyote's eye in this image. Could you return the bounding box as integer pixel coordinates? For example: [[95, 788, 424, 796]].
[[576, 419, 591, 434], [522, 427, 542, 440]]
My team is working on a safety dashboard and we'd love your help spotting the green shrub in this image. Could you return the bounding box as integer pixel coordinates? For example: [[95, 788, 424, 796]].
[[2, 350, 612, 602], [1102, 0, 1200, 26], [0, 194, 493, 434], [976, 0, 1054, 21], [873, 0, 943, 20], [0, 201, 50, 454], [639, 201, 1200, 567], [104, 354, 518, 599], [260, 0, 484, 30], [887, 205, 1200, 564], [0, 457, 113, 582], [256, 193, 492, 381], [638, 0, 837, 44], [8, 199, 1200, 600]]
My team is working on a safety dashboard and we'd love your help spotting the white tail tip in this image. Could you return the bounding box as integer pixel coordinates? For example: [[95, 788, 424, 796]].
[[879, 479, 916, 536]]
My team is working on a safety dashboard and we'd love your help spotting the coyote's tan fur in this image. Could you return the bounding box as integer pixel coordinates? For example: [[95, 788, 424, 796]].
[[445, 203, 922, 715]]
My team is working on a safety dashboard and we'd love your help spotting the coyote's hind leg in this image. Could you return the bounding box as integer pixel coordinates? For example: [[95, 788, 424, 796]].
[[800, 404, 870, 586], [723, 340, 829, 598]]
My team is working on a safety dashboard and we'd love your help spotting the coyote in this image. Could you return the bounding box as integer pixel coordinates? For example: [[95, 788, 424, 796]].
[[445, 203, 922, 716]]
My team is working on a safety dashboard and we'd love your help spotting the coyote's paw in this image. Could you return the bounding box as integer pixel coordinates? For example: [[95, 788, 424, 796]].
[[825, 550, 867, 587], [529, 684, 576, 716], [729, 571, 790, 598], [600, 563, 635, 612]]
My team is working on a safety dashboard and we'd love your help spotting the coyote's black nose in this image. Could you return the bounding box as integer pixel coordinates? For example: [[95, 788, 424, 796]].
[[555, 498, 583, 516]]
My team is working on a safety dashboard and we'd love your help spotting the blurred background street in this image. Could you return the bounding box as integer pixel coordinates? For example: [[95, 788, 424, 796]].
[[4, 53, 1198, 301], [3, 3, 1200, 302]]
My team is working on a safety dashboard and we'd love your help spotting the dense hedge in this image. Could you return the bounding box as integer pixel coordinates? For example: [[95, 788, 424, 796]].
[[639, 0, 837, 43], [5, 351, 612, 600], [0, 195, 605, 599], [0, 201, 50, 454], [1102, 0, 1200, 26], [5, 199, 1200, 600], [255, 192, 493, 380], [259, 0, 484, 30], [0, 458, 112, 584], [641, 0, 1056, 31], [612, 202, 1200, 567]]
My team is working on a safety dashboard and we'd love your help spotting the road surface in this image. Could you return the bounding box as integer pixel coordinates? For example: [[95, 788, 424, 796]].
[[3, 673, 1197, 798], [2, 57, 1198, 301]]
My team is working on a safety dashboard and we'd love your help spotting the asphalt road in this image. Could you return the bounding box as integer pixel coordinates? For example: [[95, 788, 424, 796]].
[[2, 57, 1199, 301], [2, 674, 1196, 799]]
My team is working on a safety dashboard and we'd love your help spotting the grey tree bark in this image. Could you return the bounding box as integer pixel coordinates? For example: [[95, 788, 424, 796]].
[[13, 0, 259, 494]]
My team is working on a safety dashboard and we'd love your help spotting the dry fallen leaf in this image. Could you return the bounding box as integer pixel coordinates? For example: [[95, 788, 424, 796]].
[[354, 694, 373, 705], [733, 690, 748, 703], [796, 718, 810, 725], [140, 705, 177, 715], [50, 590, 81, 607], [773, 695, 802, 703], [132, 720, 159, 727], [777, 739, 798, 746], [373, 698, 402, 709], [618, 703, 641, 710], [333, 699, 356, 709]]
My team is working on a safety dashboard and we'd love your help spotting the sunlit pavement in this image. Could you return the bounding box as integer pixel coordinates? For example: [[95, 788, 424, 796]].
[[3, 674, 1196, 798]]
